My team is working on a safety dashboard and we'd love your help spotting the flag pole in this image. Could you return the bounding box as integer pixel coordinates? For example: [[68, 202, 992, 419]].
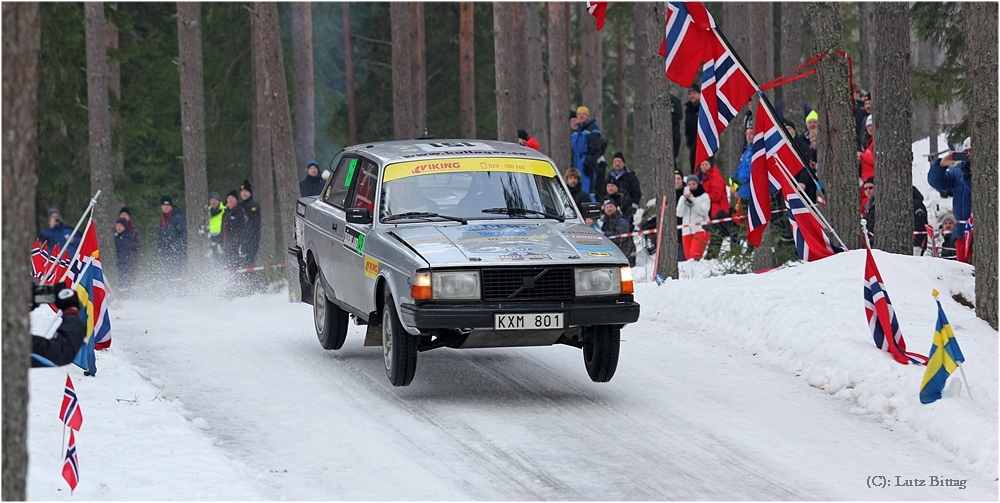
[[60, 373, 68, 458], [711, 28, 845, 250], [652, 195, 668, 278], [41, 190, 101, 284], [958, 364, 974, 400]]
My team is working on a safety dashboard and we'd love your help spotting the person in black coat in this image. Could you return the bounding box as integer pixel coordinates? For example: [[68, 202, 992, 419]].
[[684, 86, 701, 173], [300, 160, 325, 197], [239, 180, 261, 268], [604, 152, 642, 213], [157, 195, 187, 278], [670, 94, 682, 163], [912, 186, 928, 254], [221, 190, 249, 269], [31, 286, 86, 368], [114, 218, 138, 286]]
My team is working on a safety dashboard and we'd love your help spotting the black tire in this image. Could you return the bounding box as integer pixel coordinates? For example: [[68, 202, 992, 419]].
[[583, 325, 620, 382], [313, 270, 349, 350], [382, 291, 417, 386]]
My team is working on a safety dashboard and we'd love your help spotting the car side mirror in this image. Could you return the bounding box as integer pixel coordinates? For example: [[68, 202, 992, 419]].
[[579, 202, 601, 220], [346, 207, 373, 225]]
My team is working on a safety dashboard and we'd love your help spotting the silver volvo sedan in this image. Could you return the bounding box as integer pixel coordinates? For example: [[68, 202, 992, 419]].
[[289, 140, 640, 386]]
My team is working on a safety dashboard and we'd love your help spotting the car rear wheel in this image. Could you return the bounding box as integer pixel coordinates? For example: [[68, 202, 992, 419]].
[[583, 325, 620, 382], [382, 291, 417, 386], [313, 270, 349, 350]]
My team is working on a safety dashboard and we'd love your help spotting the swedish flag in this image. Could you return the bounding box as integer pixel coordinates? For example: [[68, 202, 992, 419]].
[[919, 292, 966, 404]]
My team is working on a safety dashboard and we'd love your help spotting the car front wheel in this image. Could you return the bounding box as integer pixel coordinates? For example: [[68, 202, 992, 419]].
[[313, 269, 349, 350], [382, 291, 417, 386], [583, 325, 620, 382]]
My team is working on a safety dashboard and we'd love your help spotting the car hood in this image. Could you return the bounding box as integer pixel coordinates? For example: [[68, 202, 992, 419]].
[[387, 221, 627, 266]]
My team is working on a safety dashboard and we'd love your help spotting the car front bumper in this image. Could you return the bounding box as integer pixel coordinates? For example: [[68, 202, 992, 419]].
[[399, 297, 640, 330]]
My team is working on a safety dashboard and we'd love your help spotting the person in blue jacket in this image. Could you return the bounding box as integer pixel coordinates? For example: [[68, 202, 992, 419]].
[[571, 106, 607, 199], [731, 126, 755, 203], [39, 207, 80, 257], [927, 137, 972, 263]]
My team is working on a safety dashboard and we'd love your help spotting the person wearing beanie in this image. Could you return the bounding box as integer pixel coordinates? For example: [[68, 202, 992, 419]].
[[221, 190, 249, 270], [861, 178, 876, 242], [39, 206, 80, 256], [805, 110, 819, 131], [114, 217, 139, 286], [570, 104, 607, 197], [938, 213, 957, 259], [696, 157, 731, 259], [516, 129, 540, 150], [157, 195, 187, 278], [238, 180, 262, 270], [604, 151, 641, 210], [598, 197, 635, 265], [676, 175, 712, 261], [563, 167, 593, 216], [300, 160, 324, 197], [207, 191, 226, 266]]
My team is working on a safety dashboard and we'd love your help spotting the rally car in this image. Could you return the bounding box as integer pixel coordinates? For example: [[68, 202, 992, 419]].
[[288, 140, 640, 386]]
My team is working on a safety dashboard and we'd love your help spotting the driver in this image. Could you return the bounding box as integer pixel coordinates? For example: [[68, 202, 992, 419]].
[[387, 176, 438, 215]]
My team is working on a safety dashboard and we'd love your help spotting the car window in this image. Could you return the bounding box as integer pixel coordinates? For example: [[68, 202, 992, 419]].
[[322, 156, 357, 208], [345, 159, 378, 212]]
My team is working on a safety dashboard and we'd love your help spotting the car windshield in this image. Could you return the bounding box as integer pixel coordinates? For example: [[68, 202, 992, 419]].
[[379, 158, 578, 223]]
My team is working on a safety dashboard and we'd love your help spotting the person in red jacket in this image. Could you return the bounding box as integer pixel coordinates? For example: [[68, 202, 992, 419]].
[[697, 158, 732, 259], [517, 129, 540, 150]]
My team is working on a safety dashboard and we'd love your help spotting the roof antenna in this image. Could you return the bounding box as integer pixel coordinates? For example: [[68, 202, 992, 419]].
[[416, 128, 435, 140]]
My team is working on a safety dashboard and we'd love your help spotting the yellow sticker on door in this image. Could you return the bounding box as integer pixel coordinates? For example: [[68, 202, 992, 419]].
[[364, 256, 379, 279]]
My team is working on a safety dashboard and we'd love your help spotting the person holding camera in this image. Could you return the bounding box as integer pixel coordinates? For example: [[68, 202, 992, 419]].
[[39, 207, 81, 256], [928, 137, 972, 263], [31, 285, 86, 368]]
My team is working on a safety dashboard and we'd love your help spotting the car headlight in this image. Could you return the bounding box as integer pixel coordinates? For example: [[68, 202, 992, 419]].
[[575, 267, 621, 297], [431, 271, 481, 300]]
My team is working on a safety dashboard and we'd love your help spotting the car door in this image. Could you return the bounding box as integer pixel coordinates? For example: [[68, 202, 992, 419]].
[[312, 155, 357, 299], [335, 157, 380, 311]]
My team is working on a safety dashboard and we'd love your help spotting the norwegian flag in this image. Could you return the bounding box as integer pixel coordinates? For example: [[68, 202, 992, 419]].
[[963, 215, 974, 258], [63, 218, 113, 356], [62, 430, 80, 493], [694, 37, 756, 167], [746, 100, 812, 247], [586, 1, 608, 31], [780, 178, 841, 261], [658, 2, 716, 87], [59, 374, 84, 431], [31, 239, 46, 279], [864, 248, 928, 365]]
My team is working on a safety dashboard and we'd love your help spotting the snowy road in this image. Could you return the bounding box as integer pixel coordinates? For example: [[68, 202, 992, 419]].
[[110, 275, 993, 500]]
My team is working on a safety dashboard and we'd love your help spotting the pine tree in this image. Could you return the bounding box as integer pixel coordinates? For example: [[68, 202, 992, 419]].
[[808, 2, 862, 250], [291, 2, 315, 170], [871, 2, 912, 255], [459, 2, 476, 139], [547, 2, 571, 170], [177, 1, 209, 265], [2, 5, 40, 499]]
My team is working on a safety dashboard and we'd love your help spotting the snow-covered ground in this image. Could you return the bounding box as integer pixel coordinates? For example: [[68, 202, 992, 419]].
[[26, 135, 996, 500]]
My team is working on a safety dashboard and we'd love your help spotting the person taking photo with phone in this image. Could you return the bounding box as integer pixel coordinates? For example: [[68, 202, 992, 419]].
[[928, 137, 973, 263]]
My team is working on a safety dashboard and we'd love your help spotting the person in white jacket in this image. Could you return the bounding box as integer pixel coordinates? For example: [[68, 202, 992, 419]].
[[676, 175, 712, 260]]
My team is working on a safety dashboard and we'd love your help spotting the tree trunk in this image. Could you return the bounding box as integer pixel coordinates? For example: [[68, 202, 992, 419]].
[[858, 2, 875, 93], [547, 2, 571, 171], [579, 2, 602, 125], [966, 2, 998, 330], [780, 2, 805, 129], [177, 2, 209, 268], [390, 3, 412, 140], [1, 5, 40, 499], [631, 2, 651, 191], [526, 3, 547, 152], [494, 2, 525, 142], [750, 2, 775, 270], [251, 3, 276, 267], [635, 2, 678, 281], [615, 24, 627, 157], [808, 2, 861, 251], [459, 2, 476, 139], [871, 3, 911, 255], [85, 2, 120, 282], [291, 2, 315, 171], [106, 3, 123, 177], [409, 2, 426, 137], [256, 2, 301, 302], [343, 5, 357, 145], [718, 2, 751, 180]]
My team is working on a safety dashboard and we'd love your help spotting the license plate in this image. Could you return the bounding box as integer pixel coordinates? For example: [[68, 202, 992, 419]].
[[494, 313, 564, 330]]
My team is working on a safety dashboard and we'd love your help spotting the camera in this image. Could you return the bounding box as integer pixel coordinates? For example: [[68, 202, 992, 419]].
[[952, 152, 969, 162], [32, 284, 56, 309]]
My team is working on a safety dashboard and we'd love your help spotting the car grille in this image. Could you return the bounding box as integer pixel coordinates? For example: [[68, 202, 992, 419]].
[[480, 267, 574, 301]]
